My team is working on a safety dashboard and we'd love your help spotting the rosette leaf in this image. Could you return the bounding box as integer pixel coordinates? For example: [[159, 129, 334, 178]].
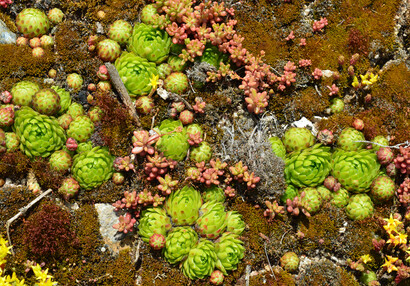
[[138, 207, 172, 242], [71, 146, 114, 190], [13, 106, 66, 157], [285, 144, 331, 187], [331, 149, 380, 193], [182, 239, 218, 280], [163, 226, 198, 264], [165, 185, 202, 226], [115, 51, 158, 97], [128, 22, 171, 64]]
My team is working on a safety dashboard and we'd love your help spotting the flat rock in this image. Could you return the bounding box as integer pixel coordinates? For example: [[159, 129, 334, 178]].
[[0, 20, 16, 44]]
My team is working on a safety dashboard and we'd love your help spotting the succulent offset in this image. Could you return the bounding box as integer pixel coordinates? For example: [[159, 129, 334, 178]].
[[115, 51, 159, 96], [51, 86, 72, 115], [108, 20, 133, 45], [190, 142, 212, 163], [164, 72, 189, 94], [214, 232, 245, 275], [282, 127, 315, 153], [31, 88, 61, 116], [138, 207, 172, 242], [202, 186, 225, 203], [66, 115, 95, 143], [369, 175, 395, 203], [299, 187, 323, 214], [330, 188, 350, 208], [163, 226, 198, 264], [155, 119, 190, 161], [225, 211, 246, 235], [11, 80, 40, 106], [269, 136, 286, 159], [71, 146, 114, 190], [49, 149, 72, 172], [337, 127, 365, 151], [331, 149, 380, 193], [182, 239, 218, 280], [280, 252, 300, 272], [285, 144, 331, 188], [345, 194, 374, 220], [196, 201, 228, 239], [13, 107, 66, 157], [128, 22, 171, 64]]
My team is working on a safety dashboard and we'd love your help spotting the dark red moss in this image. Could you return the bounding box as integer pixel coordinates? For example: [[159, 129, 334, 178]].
[[31, 157, 64, 191], [0, 151, 31, 180], [23, 202, 78, 259]]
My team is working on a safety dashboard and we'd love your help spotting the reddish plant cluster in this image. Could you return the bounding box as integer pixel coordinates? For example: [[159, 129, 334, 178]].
[[397, 178, 410, 207], [394, 146, 410, 175], [0, 0, 12, 8], [23, 203, 77, 258], [263, 200, 285, 221], [312, 17, 328, 33]]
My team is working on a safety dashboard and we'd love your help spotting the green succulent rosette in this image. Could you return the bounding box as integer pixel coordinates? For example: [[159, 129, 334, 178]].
[[337, 127, 365, 151], [196, 201, 227, 239], [300, 187, 322, 214], [51, 86, 72, 115], [76, 141, 93, 154], [345, 194, 374, 220], [168, 55, 187, 72], [5, 132, 19, 152], [157, 63, 172, 79], [316, 185, 332, 201], [16, 8, 50, 38], [115, 51, 158, 97], [165, 185, 202, 226], [11, 80, 40, 106], [285, 144, 331, 188], [215, 232, 245, 275], [269, 136, 286, 159], [138, 207, 172, 242], [186, 124, 203, 138], [282, 127, 315, 153], [13, 107, 66, 157], [331, 149, 380, 193], [182, 239, 218, 280], [163, 226, 198, 264], [108, 20, 133, 45], [49, 149, 72, 172], [71, 146, 114, 190], [202, 186, 225, 203], [199, 44, 224, 68], [66, 102, 85, 119], [190, 142, 212, 163], [225, 211, 245, 235], [67, 115, 95, 143], [280, 252, 299, 273], [371, 135, 389, 151], [280, 185, 299, 204], [330, 188, 349, 208], [155, 119, 189, 161], [128, 22, 171, 64]]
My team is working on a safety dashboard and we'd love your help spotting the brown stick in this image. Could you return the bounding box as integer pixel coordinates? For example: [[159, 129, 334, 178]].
[[105, 62, 141, 127]]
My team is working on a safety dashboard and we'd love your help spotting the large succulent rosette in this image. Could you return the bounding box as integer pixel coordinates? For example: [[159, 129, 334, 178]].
[[128, 23, 171, 64], [155, 119, 189, 161], [13, 107, 66, 157], [163, 226, 198, 264], [114, 51, 158, 97], [285, 144, 331, 187], [138, 207, 172, 242], [182, 239, 219, 280], [71, 146, 114, 190], [165, 185, 202, 225], [16, 8, 50, 38], [196, 201, 228, 239], [331, 149, 380, 193], [215, 232, 245, 275]]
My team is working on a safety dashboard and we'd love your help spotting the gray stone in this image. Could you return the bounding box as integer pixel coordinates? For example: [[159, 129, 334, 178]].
[[0, 20, 16, 44]]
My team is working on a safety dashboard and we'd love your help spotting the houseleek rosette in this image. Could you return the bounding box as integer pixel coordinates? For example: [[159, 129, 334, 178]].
[[196, 201, 227, 239], [182, 239, 218, 280], [155, 119, 189, 161], [165, 185, 202, 225], [13, 106, 66, 157], [51, 86, 72, 115], [163, 226, 198, 264], [71, 146, 114, 190], [114, 51, 158, 97], [285, 144, 331, 188], [225, 211, 246, 235], [214, 232, 245, 275], [128, 22, 171, 64], [138, 207, 172, 242], [331, 149, 380, 193]]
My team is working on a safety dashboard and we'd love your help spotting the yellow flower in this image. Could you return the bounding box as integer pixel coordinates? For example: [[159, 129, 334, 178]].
[[148, 74, 160, 90], [382, 255, 398, 273], [360, 254, 372, 264], [368, 72, 378, 84], [383, 214, 402, 233], [31, 265, 53, 282], [352, 76, 360, 88]]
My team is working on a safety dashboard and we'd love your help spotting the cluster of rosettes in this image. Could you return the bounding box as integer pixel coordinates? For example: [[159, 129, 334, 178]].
[[264, 126, 401, 221]]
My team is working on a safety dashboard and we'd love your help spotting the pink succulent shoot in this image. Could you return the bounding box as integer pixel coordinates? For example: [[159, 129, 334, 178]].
[[137, 190, 154, 206], [188, 132, 203, 146], [317, 129, 334, 145], [200, 168, 220, 186], [149, 233, 166, 250], [312, 17, 328, 32], [66, 137, 78, 151], [352, 118, 364, 130], [152, 194, 166, 207], [193, 97, 206, 113], [132, 130, 159, 156], [245, 88, 269, 114], [376, 147, 394, 165], [121, 191, 138, 209], [114, 156, 135, 172], [284, 61, 297, 72], [97, 65, 110, 81], [179, 110, 194, 125], [298, 59, 312, 68], [224, 186, 236, 197], [0, 0, 12, 8], [299, 38, 306, 46], [157, 174, 178, 195], [113, 213, 137, 234], [312, 68, 323, 80], [229, 161, 248, 181], [264, 200, 285, 221], [0, 91, 12, 104], [210, 158, 227, 172], [285, 31, 295, 41], [327, 84, 339, 96], [243, 171, 260, 189]]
